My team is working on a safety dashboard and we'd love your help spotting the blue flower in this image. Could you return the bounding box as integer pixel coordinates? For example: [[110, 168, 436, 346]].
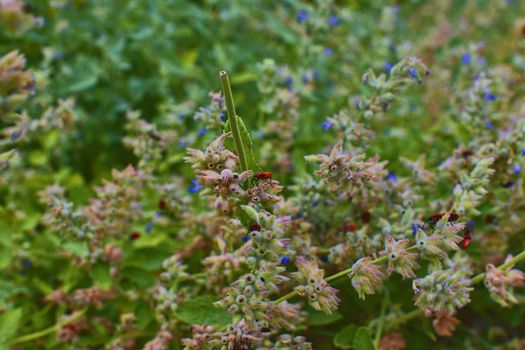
[[521, 148, 525, 156], [219, 112, 225, 121], [513, 164, 521, 175], [485, 120, 494, 131], [386, 171, 397, 182], [10, 131, 22, 142], [411, 224, 418, 235], [280, 256, 290, 264], [483, 92, 497, 101], [322, 120, 333, 131], [292, 213, 304, 220], [283, 76, 293, 86], [407, 67, 418, 78], [321, 255, 329, 263], [188, 180, 203, 194], [198, 127, 207, 136], [145, 222, 154, 233], [302, 74, 309, 83], [328, 16, 340, 26], [242, 236, 250, 243], [461, 53, 471, 65], [467, 220, 475, 228], [312, 199, 319, 207], [297, 11, 309, 23], [323, 48, 334, 56], [384, 61, 393, 73], [178, 140, 186, 149]]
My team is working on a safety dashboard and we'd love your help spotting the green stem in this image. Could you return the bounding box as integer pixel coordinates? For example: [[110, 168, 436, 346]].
[[373, 290, 389, 348], [219, 71, 249, 172], [12, 308, 87, 345]]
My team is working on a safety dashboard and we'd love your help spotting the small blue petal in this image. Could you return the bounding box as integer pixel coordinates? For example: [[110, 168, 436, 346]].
[[321, 255, 329, 263], [384, 62, 393, 73], [10, 131, 22, 142], [188, 180, 203, 194], [178, 140, 186, 149], [312, 199, 319, 207], [242, 236, 250, 243], [302, 74, 309, 83], [407, 67, 418, 78], [328, 16, 340, 26], [292, 213, 304, 220], [145, 222, 154, 233], [521, 148, 525, 156], [461, 53, 471, 65], [483, 92, 497, 101], [198, 127, 207, 136], [513, 164, 521, 175], [386, 171, 397, 182], [467, 220, 475, 228], [411, 224, 418, 234], [297, 11, 309, 23], [280, 256, 290, 264], [485, 120, 494, 131], [283, 76, 293, 86], [323, 48, 334, 56], [220, 112, 225, 121], [322, 120, 333, 131]]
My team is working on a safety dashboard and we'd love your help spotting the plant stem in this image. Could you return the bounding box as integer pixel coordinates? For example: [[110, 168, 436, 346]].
[[373, 290, 389, 348], [219, 71, 249, 172], [12, 308, 87, 345]]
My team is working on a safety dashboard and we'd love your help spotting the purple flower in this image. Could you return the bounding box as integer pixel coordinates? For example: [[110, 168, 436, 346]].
[[483, 92, 497, 101], [198, 127, 207, 136], [384, 61, 393, 73], [407, 68, 418, 78], [281, 256, 290, 264], [513, 164, 521, 175], [322, 120, 333, 131], [328, 16, 340, 26], [145, 222, 154, 233], [188, 180, 203, 194], [323, 48, 334, 56], [297, 11, 309, 23], [461, 53, 471, 65], [485, 120, 494, 131]]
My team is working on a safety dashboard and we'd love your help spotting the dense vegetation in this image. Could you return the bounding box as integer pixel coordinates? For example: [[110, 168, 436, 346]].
[[1, 1, 525, 349]]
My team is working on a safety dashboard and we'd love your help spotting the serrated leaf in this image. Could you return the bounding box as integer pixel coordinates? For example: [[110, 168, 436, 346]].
[[0, 308, 22, 348], [175, 296, 232, 327], [308, 309, 343, 326], [223, 115, 261, 172], [353, 327, 374, 350], [334, 324, 358, 349]]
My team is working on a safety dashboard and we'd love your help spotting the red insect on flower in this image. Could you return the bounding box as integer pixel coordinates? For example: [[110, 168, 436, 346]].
[[460, 229, 473, 249], [341, 223, 358, 233], [253, 171, 273, 186], [426, 212, 459, 230], [158, 199, 167, 210], [129, 231, 141, 240], [249, 223, 261, 232]]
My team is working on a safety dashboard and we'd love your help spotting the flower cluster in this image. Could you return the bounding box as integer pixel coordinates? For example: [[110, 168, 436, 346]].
[[350, 257, 385, 299], [382, 235, 419, 279], [293, 257, 340, 313], [484, 256, 525, 307]]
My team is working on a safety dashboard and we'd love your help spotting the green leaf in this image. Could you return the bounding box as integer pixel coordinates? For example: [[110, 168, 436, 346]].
[[0, 308, 22, 348], [240, 205, 259, 224], [308, 309, 343, 326], [91, 263, 112, 291], [223, 116, 261, 172], [175, 295, 232, 327], [334, 324, 358, 349], [353, 327, 374, 350]]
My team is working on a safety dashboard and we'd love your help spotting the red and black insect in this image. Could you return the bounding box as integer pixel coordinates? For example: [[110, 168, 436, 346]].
[[129, 231, 141, 240], [249, 223, 261, 232], [341, 223, 358, 233], [158, 199, 167, 210], [460, 228, 473, 249], [253, 171, 273, 186], [426, 212, 460, 230]]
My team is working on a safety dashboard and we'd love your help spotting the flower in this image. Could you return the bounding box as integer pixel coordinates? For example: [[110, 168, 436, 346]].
[[297, 11, 309, 23], [382, 235, 420, 279], [293, 257, 340, 313], [350, 257, 384, 299], [323, 48, 334, 56], [384, 61, 393, 73], [432, 311, 460, 337], [483, 92, 497, 101], [328, 15, 340, 26], [513, 164, 521, 175], [461, 53, 471, 65], [322, 120, 333, 131], [188, 180, 203, 194], [484, 256, 525, 307]]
